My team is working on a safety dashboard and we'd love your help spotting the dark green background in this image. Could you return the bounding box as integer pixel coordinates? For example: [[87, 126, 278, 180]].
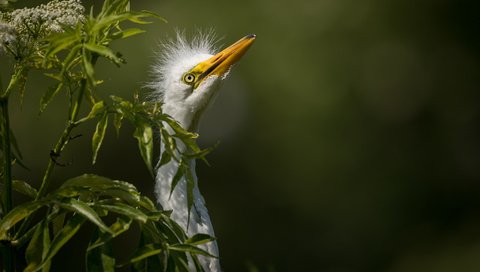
[[2, 0, 480, 271]]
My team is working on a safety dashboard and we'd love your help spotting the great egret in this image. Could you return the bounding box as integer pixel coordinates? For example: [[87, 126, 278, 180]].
[[150, 33, 255, 271]]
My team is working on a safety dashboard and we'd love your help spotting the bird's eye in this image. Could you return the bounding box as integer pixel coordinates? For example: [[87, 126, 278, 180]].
[[183, 73, 196, 84]]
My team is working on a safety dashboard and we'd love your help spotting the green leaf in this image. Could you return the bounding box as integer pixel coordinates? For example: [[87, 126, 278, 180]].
[[110, 95, 126, 103], [25, 221, 46, 271], [43, 73, 62, 81], [0, 200, 48, 240], [127, 12, 158, 25], [17, 70, 27, 107], [91, 14, 131, 32], [24, 219, 52, 272], [185, 165, 195, 228], [160, 127, 177, 160], [87, 217, 132, 251], [145, 210, 167, 221], [12, 179, 37, 199], [83, 53, 95, 86], [112, 184, 144, 199], [39, 82, 63, 113], [3, 65, 25, 97], [185, 233, 216, 246], [112, 28, 146, 39], [59, 44, 82, 76], [100, 188, 142, 208], [158, 215, 187, 242], [41, 220, 52, 272], [137, 10, 166, 22], [92, 111, 108, 164], [54, 198, 112, 234], [76, 101, 106, 124], [86, 229, 116, 272], [165, 118, 198, 140], [140, 196, 157, 211], [168, 244, 218, 258], [84, 43, 124, 65], [94, 202, 148, 223], [169, 162, 185, 200], [61, 174, 137, 193], [185, 143, 219, 166], [134, 125, 154, 176], [51, 186, 83, 198], [9, 222, 37, 248], [51, 213, 65, 236], [45, 32, 79, 58], [128, 243, 163, 264], [113, 112, 124, 136], [132, 255, 163, 272], [127, 17, 151, 25], [99, 0, 125, 17], [191, 254, 206, 272], [170, 252, 190, 272], [84, 83, 97, 105], [157, 150, 172, 169], [35, 214, 86, 271]]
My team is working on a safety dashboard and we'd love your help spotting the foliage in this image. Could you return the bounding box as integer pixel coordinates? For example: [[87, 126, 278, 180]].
[[0, 0, 215, 270]]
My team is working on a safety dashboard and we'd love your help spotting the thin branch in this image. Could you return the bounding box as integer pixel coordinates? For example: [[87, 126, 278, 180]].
[[0, 96, 14, 272], [15, 79, 86, 238]]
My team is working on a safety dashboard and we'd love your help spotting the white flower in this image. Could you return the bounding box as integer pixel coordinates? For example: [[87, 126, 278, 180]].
[[0, 21, 16, 54], [9, 0, 85, 34], [0, 0, 85, 56]]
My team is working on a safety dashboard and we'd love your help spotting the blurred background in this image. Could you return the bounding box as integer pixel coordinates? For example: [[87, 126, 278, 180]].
[[2, 0, 480, 271]]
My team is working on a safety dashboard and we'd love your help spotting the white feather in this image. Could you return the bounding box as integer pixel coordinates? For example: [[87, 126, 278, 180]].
[[147, 30, 218, 101], [149, 31, 226, 271]]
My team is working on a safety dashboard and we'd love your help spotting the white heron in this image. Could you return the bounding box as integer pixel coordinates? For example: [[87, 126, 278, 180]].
[[149, 33, 256, 271]]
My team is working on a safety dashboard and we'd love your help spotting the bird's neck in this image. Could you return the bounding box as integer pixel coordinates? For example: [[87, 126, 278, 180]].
[[154, 125, 220, 270], [155, 151, 200, 230], [155, 107, 221, 270], [162, 103, 195, 132], [155, 118, 215, 225], [162, 78, 222, 132]]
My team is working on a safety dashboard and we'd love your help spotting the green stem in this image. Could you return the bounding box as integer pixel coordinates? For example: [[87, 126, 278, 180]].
[[15, 79, 86, 239], [1, 97, 14, 272], [0, 99, 13, 218], [3, 65, 25, 98], [36, 78, 86, 199]]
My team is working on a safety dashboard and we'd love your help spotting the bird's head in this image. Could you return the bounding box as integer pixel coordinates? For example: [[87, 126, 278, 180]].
[[149, 33, 256, 131]]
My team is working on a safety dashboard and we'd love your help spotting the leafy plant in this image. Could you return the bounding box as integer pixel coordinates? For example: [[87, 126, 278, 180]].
[[0, 0, 215, 271]]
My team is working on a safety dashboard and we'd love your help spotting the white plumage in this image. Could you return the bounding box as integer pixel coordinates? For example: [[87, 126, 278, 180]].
[[149, 32, 255, 271]]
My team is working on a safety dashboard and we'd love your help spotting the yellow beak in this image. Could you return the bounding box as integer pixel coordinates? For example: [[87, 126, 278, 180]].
[[192, 34, 256, 88]]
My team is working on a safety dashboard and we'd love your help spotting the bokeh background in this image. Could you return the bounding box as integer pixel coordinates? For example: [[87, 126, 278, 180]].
[[2, 0, 480, 271]]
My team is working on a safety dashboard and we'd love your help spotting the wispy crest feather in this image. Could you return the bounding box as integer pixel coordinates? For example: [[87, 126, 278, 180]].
[[147, 30, 219, 101]]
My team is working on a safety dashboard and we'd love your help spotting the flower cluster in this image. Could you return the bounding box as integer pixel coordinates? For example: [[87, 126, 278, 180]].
[[0, 0, 85, 56], [0, 21, 15, 54]]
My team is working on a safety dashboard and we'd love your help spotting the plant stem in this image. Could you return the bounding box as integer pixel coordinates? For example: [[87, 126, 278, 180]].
[[3, 65, 25, 98], [15, 79, 86, 239], [0, 98, 13, 218], [36, 78, 86, 199], [1, 97, 14, 272]]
